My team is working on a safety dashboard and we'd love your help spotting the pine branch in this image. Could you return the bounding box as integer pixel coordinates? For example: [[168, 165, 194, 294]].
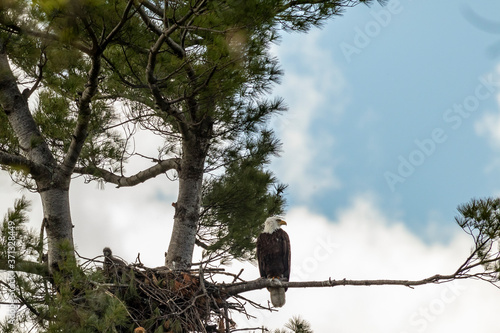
[[59, 2, 136, 177], [0, 259, 49, 277], [138, 0, 208, 132], [137, 0, 163, 17]]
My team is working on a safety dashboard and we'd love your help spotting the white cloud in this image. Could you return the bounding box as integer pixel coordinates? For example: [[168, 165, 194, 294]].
[[474, 66, 500, 150], [270, 30, 349, 200], [474, 110, 500, 150]]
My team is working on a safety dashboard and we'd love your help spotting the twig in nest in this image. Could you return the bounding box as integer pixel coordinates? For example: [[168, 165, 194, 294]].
[[232, 268, 244, 283]]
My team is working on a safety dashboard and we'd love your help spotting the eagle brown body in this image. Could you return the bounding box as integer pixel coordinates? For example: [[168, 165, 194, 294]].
[[256, 217, 290, 307], [256, 229, 291, 281]]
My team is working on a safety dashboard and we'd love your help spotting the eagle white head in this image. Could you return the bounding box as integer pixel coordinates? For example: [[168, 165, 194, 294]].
[[263, 216, 287, 234]]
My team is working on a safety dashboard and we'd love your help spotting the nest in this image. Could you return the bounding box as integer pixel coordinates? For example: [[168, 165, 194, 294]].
[[102, 263, 241, 333]]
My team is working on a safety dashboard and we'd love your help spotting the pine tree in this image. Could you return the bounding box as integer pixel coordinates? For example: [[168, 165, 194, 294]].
[[1, 0, 384, 271]]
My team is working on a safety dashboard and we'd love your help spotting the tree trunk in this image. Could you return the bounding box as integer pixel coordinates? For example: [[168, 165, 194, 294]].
[[39, 187, 75, 273], [165, 121, 212, 270], [0, 50, 77, 274]]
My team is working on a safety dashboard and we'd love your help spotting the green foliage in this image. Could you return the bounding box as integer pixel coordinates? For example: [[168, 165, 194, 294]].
[[0, 198, 45, 332], [273, 316, 314, 333], [0, 198, 132, 332], [1, 0, 128, 189], [456, 197, 500, 240], [42, 276, 131, 333], [284, 316, 314, 333], [455, 197, 500, 273], [201, 129, 286, 261], [0, 1, 392, 331], [0, 197, 39, 264], [33, 91, 75, 157]]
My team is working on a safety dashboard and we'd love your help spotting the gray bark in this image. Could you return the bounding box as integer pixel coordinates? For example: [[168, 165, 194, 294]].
[[0, 49, 77, 274], [165, 125, 211, 270], [0, 52, 55, 172], [223, 276, 459, 296], [39, 188, 75, 271], [73, 157, 180, 187]]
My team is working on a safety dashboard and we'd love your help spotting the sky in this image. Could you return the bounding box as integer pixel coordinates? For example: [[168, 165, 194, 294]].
[[2, 0, 500, 332]]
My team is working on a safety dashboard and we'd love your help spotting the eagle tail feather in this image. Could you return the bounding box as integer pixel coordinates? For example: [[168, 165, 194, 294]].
[[270, 287, 286, 307]]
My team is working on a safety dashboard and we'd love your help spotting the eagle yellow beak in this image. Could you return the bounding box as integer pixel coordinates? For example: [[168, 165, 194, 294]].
[[279, 220, 287, 226]]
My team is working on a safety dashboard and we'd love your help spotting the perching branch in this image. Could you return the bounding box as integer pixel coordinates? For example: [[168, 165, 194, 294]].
[[222, 198, 500, 298], [223, 275, 462, 296], [223, 250, 500, 296]]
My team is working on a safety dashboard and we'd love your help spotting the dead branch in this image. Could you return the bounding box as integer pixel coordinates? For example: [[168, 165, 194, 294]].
[[223, 272, 498, 296]]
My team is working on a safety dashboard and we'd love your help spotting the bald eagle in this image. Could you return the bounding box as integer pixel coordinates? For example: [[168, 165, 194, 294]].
[[256, 216, 290, 307]]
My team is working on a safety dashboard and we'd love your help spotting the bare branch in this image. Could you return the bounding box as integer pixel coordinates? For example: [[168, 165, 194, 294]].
[[102, 53, 148, 89], [74, 157, 180, 187], [195, 238, 209, 249], [136, 4, 163, 36], [223, 272, 495, 296]]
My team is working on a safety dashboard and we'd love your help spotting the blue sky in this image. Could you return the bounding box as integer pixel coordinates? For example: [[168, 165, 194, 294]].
[[271, 0, 500, 243]]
